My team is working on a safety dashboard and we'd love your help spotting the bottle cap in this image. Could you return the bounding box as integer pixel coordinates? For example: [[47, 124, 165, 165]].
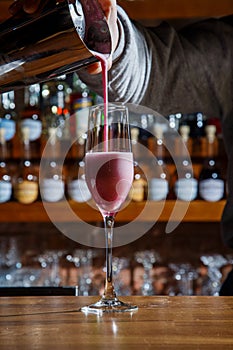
[[205, 125, 216, 143], [179, 125, 190, 142], [153, 124, 164, 140], [131, 128, 139, 142], [21, 126, 30, 143]]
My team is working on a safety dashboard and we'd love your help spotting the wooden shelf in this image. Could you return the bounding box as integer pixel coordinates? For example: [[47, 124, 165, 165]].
[[0, 0, 233, 22], [0, 200, 225, 223], [118, 0, 233, 20]]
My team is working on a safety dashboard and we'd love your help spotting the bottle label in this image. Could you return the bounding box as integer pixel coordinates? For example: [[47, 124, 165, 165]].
[[199, 179, 224, 202], [148, 178, 168, 201], [40, 178, 65, 202], [73, 97, 92, 110], [75, 108, 89, 140], [0, 119, 16, 141], [128, 179, 145, 202], [175, 178, 198, 201], [0, 181, 12, 203], [68, 179, 92, 202], [14, 181, 38, 204], [21, 119, 42, 141]]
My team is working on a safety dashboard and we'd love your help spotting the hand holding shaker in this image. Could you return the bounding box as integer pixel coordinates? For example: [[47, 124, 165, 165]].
[[0, 0, 111, 93]]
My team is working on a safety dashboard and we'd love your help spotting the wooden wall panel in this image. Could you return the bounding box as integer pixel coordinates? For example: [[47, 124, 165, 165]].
[[118, 0, 233, 20], [0, 0, 233, 23]]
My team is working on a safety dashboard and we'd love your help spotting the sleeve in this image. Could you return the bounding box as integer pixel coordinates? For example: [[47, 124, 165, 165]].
[[78, 6, 153, 106], [79, 7, 233, 121]]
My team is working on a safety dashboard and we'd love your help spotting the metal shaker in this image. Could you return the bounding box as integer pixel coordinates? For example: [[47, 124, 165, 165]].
[[0, 0, 111, 93]]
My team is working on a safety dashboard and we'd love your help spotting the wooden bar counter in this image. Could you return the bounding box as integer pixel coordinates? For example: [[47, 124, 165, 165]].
[[1, 296, 233, 349]]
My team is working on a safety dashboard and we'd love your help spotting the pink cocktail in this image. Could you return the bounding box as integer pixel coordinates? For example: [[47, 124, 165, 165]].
[[85, 151, 133, 216]]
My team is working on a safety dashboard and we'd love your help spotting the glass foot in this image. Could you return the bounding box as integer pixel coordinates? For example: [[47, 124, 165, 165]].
[[81, 297, 138, 315]]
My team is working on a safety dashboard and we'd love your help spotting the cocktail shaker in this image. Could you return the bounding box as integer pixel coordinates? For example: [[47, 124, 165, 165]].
[[0, 0, 111, 93]]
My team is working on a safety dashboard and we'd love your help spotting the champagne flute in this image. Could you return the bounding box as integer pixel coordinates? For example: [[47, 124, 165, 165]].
[[81, 103, 138, 314]]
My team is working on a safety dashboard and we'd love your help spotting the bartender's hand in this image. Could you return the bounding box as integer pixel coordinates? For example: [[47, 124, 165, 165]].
[[9, 0, 119, 74], [88, 0, 119, 74]]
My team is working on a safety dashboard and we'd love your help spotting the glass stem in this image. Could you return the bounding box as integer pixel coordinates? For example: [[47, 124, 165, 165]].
[[103, 215, 116, 300]]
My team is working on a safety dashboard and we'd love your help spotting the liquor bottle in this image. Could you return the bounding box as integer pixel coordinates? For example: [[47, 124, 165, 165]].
[[0, 128, 12, 203], [139, 114, 154, 149], [183, 112, 207, 156], [69, 75, 94, 159], [199, 125, 225, 202], [148, 157, 169, 201], [164, 113, 183, 155], [148, 123, 167, 158], [175, 125, 193, 157], [20, 84, 42, 158], [200, 124, 218, 158], [14, 127, 39, 204], [41, 75, 71, 118], [0, 91, 16, 157], [40, 127, 65, 202], [173, 157, 198, 201], [70, 74, 93, 115], [67, 160, 92, 203], [41, 75, 71, 158], [148, 125, 170, 201], [130, 127, 141, 161], [172, 122, 198, 201], [128, 161, 148, 202]]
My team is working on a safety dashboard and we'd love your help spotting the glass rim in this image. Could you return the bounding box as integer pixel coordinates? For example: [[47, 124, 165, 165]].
[[89, 102, 128, 112]]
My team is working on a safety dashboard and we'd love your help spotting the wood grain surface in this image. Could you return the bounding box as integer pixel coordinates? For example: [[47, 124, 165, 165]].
[[0, 200, 225, 223], [1, 0, 233, 22], [1, 296, 233, 349]]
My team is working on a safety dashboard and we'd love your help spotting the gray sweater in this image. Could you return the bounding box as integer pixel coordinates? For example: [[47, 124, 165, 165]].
[[79, 7, 233, 248]]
